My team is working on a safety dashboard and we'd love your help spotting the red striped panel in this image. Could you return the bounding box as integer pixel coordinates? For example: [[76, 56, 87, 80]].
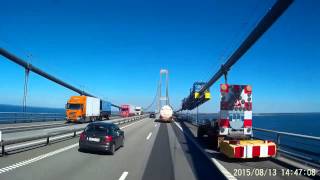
[[234, 146, 244, 158], [252, 146, 260, 157], [268, 145, 276, 156], [244, 119, 252, 127]]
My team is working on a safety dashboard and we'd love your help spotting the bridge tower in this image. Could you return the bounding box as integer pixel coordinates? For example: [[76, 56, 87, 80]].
[[157, 69, 169, 112]]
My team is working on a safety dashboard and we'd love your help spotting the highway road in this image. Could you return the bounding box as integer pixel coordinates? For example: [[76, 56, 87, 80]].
[[0, 117, 316, 180], [0, 117, 224, 180]]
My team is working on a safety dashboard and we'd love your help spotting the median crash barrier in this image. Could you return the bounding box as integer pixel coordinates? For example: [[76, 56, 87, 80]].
[[0, 115, 148, 156]]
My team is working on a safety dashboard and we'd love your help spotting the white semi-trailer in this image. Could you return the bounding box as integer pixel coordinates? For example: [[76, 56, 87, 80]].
[[159, 105, 173, 122]]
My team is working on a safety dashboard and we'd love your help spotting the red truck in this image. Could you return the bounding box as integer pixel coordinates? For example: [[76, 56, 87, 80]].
[[120, 105, 135, 117]]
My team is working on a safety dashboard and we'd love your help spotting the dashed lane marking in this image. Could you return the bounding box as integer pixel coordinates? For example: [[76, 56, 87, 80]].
[[146, 132, 152, 140], [0, 118, 146, 175], [118, 171, 128, 180]]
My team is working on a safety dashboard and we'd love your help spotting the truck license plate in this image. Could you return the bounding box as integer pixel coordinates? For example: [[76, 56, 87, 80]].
[[88, 137, 100, 142]]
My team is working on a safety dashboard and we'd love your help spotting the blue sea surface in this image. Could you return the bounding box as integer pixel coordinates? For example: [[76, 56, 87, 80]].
[[0, 104, 64, 113]]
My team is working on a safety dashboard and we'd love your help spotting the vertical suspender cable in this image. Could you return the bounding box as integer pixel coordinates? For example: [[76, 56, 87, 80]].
[[22, 68, 29, 112]]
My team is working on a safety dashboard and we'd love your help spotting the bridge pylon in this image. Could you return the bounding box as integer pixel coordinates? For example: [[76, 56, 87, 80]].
[[157, 69, 169, 113]]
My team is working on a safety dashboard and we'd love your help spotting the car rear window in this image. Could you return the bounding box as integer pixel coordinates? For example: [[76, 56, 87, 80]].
[[85, 124, 109, 133]]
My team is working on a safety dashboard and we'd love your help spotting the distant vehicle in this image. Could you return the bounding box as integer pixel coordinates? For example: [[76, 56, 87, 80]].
[[100, 100, 111, 120], [120, 104, 135, 117], [159, 105, 173, 122], [149, 113, 155, 118], [134, 106, 143, 115], [66, 96, 111, 123], [79, 122, 124, 155]]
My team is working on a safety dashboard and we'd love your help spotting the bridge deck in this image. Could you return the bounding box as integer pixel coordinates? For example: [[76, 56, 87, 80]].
[[0, 118, 315, 180]]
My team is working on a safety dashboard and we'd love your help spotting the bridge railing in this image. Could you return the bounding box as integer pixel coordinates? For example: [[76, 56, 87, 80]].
[[0, 114, 149, 156], [253, 128, 320, 168], [177, 115, 320, 168], [0, 112, 66, 124]]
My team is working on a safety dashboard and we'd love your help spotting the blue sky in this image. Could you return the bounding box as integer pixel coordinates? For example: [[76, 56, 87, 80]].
[[0, 0, 319, 113]]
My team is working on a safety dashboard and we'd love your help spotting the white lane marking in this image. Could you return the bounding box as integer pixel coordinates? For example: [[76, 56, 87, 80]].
[[174, 122, 183, 131], [146, 132, 152, 140], [0, 118, 147, 175], [173, 122, 236, 180], [118, 171, 128, 180], [119, 118, 144, 130], [0, 143, 78, 174], [211, 158, 236, 180]]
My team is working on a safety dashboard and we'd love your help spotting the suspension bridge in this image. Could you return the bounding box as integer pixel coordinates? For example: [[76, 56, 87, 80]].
[[0, 0, 319, 180]]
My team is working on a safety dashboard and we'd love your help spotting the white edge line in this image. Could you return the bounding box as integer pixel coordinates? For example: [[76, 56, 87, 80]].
[[173, 122, 236, 180], [146, 132, 152, 140], [118, 171, 129, 180], [0, 143, 78, 174]]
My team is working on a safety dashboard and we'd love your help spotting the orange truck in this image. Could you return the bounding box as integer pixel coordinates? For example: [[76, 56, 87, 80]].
[[66, 96, 102, 123]]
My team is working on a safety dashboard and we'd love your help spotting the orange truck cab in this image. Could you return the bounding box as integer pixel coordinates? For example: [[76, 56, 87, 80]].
[[66, 96, 100, 123]]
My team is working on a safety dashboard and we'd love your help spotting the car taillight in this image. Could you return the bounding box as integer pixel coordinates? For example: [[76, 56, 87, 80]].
[[104, 135, 113, 143], [80, 132, 86, 141]]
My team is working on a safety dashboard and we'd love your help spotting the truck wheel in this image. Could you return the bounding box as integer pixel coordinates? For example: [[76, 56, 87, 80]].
[[197, 128, 204, 138], [216, 136, 224, 150], [212, 136, 218, 150]]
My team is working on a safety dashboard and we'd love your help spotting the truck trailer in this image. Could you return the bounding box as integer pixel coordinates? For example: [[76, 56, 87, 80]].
[[66, 96, 111, 123], [197, 84, 276, 159], [100, 100, 111, 120], [120, 104, 135, 117], [159, 105, 173, 122]]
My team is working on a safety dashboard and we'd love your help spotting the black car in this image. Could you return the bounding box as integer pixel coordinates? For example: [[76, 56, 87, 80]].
[[79, 122, 124, 154], [149, 113, 156, 118]]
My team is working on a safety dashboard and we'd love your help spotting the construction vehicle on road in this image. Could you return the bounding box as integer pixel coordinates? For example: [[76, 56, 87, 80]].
[[197, 84, 276, 158]]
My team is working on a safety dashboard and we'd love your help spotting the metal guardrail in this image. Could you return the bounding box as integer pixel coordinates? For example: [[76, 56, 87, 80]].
[[0, 115, 148, 156], [0, 112, 65, 124], [177, 115, 320, 168], [253, 128, 320, 168]]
